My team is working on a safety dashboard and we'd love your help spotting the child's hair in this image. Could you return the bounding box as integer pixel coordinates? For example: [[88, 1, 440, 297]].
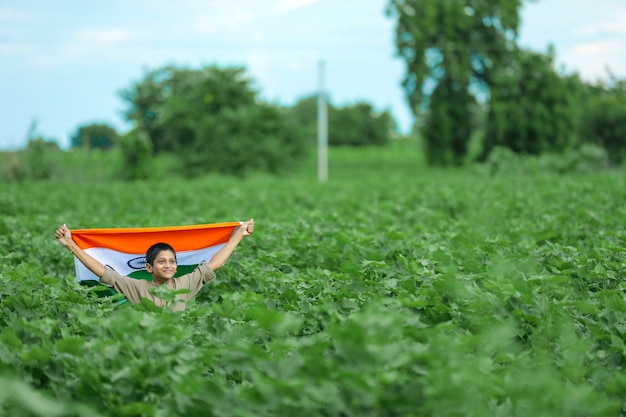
[[146, 242, 177, 266]]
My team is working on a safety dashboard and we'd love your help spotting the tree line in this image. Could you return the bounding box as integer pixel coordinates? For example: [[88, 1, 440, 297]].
[[114, 65, 395, 179], [3, 0, 626, 182], [1, 65, 395, 182]]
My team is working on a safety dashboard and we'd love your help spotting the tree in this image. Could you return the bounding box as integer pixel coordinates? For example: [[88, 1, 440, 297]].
[[118, 128, 153, 181], [23, 138, 60, 180], [330, 102, 394, 147], [119, 65, 307, 177], [288, 95, 396, 147], [70, 123, 119, 150], [20, 120, 60, 180], [286, 96, 319, 147], [387, 0, 523, 165], [423, 76, 474, 166], [119, 65, 257, 154], [579, 75, 626, 165], [482, 48, 581, 158]]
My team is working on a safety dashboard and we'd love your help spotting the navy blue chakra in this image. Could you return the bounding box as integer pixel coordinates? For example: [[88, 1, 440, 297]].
[[127, 256, 147, 270]]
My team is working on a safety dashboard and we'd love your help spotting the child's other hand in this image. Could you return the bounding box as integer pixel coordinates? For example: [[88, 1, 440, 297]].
[[55, 224, 73, 247], [241, 218, 255, 237]]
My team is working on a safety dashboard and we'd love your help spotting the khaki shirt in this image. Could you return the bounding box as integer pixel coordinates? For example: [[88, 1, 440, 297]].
[[99, 262, 216, 311]]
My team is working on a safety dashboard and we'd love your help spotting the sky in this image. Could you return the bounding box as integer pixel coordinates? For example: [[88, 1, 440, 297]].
[[1, 0, 625, 150]]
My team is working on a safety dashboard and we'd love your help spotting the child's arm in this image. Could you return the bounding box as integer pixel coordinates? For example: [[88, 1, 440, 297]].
[[55, 224, 106, 277], [208, 218, 254, 271]]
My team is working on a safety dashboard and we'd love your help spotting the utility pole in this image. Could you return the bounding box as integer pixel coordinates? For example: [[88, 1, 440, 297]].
[[317, 60, 328, 182]]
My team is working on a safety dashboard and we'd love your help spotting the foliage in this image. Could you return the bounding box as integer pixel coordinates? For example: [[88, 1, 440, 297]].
[[330, 102, 395, 147], [182, 102, 305, 177], [117, 128, 153, 181], [388, 0, 522, 165], [0, 374, 101, 417], [288, 96, 396, 147], [2, 143, 626, 415], [22, 138, 61, 180], [0, 152, 27, 182], [52, 148, 124, 183], [70, 123, 119, 150], [482, 144, 610, 176], [579, 78, 626, 165], [482, 48, 581, 159], [0, 120, 61, 182], [119, 65, 257, 154], [119, 65, 308, 177], [388, 0, 522, 111], [285, 96, 318, 146], [422, 77, 474, 166]]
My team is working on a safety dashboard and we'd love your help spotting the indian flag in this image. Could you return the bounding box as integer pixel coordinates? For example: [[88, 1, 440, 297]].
[[71, 222, 241, 293]]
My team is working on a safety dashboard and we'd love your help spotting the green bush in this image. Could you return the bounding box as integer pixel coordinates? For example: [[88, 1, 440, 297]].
[[0, 139, 60, 182], [70, 123, 119, 150], [118, 129, 153, 181], [26, 138, 60, 180], [422, 77, 473, 166], [277, 96, 396, 148], [580, 94, 626, 165], [120, 65, 308, 177], [0, 152, 27, 182], [483, 49, 580, 159], [329, 102, 394, 147], [52, 148, 123, 182], [483, 143, 610, 175], [178, 103, 306, 178]]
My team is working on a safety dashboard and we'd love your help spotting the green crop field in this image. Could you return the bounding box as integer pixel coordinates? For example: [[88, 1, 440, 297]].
[[1, 142, 626, 416]]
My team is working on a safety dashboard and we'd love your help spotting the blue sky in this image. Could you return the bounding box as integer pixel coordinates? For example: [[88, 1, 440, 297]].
[[1, 0, 625, 150]]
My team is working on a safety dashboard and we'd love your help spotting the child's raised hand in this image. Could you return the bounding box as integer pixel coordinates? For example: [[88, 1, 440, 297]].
[[241, 218, 255, 237], [55, 224, 73, 247]]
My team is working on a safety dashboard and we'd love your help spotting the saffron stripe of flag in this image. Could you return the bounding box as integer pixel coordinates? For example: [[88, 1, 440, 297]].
[[70, 221, 242, 284]]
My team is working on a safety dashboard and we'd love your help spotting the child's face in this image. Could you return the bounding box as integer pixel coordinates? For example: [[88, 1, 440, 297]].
[[147, 249, 177, 281]]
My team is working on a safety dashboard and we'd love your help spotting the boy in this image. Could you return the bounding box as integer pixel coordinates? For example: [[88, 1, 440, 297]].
[[54, 219, 255, 311]]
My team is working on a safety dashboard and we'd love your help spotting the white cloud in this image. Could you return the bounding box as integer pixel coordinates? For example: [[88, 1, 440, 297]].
[[0, 42, 34, 55], [575, 11, 626, 36], [247, 49, 272, 76], [131, 0, 320, 40], [286, 59, 307, 71], [28, 54, 56, 70], [0, 7, 31, 22], [277, 0, 319, 13], [519, 1, 626, 81], [77, 28, 136, 45], [193, 12, 255, 35], [561, 39, 626, 80], [28, 28, 141, 67], [572, 40, 619, 55]]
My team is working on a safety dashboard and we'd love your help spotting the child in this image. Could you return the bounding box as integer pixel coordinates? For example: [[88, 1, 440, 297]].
[[55, 219, 255, 311]]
